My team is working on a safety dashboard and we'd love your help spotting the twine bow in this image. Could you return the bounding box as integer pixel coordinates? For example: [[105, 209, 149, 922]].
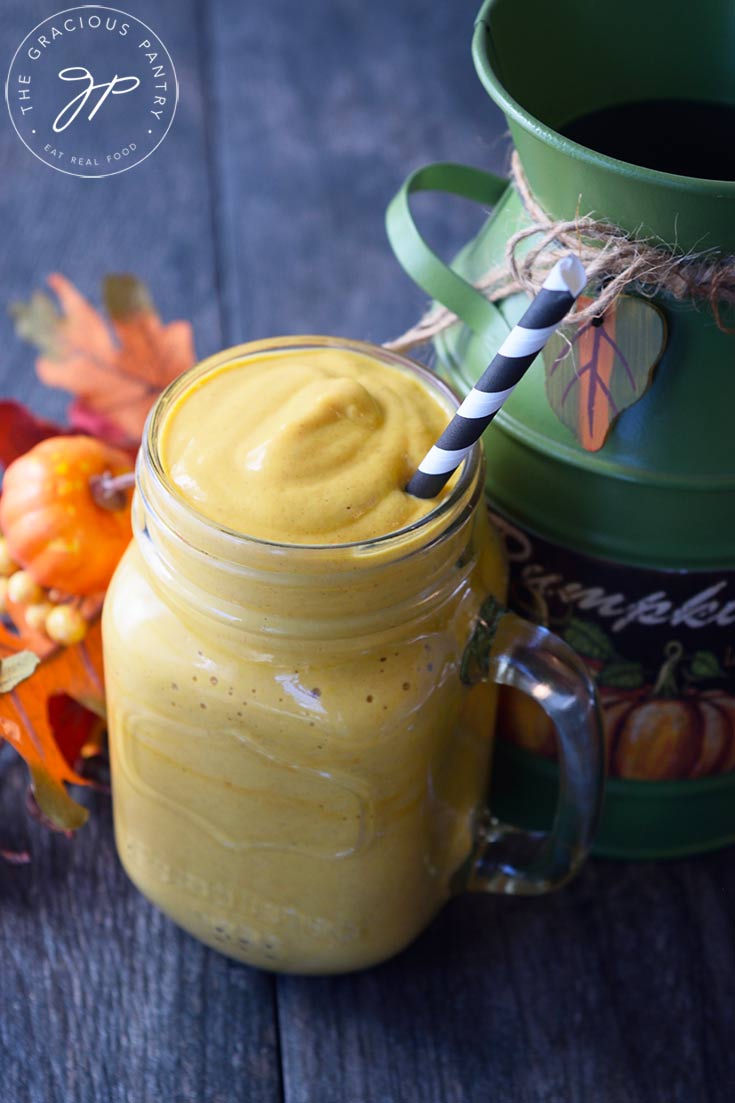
[[386, 151, 735, 353]]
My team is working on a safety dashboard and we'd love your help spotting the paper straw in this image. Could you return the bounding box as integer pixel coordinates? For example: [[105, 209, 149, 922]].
[[405, 254, 587, 499]]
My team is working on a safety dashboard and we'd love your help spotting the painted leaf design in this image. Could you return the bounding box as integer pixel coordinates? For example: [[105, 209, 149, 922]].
[[460, 595, 506, 685], [689, 650, 726, 680], [562, 617, 617, 662], [0, 617, 105, 831], [596, 660, 646, 689], [11, 273, 196, 449], [544, 295, 666, 451]]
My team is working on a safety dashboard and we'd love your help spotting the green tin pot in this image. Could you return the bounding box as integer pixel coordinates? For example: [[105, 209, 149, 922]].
[[386, 0, 735, 858]]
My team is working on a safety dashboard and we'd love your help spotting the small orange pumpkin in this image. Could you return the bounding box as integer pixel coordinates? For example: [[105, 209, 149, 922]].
[[0, 436, 133, 595]]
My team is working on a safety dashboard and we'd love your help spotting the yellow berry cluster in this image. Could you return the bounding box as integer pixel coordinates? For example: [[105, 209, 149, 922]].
[[0, 536, 88, 645]]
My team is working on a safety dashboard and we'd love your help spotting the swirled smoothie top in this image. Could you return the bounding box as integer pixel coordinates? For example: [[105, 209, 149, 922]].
[[160, 348, 454, 544]]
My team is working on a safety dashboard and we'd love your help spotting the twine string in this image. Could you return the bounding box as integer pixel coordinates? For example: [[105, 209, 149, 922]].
[[385, 151, 735, 353]]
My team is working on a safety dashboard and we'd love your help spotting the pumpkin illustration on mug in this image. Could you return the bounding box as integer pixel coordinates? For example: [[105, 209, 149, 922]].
[[499, 639, 735, 781], [609, 642, 735, 780]]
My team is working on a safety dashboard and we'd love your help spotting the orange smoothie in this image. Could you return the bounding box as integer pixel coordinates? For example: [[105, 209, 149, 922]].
[[103, 340, 506, 972]]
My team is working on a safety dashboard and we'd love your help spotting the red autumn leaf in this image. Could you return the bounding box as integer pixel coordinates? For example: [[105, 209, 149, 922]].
[[0, 617, 105, 832], [48, 694, 106, 773], [11, 273, 196, 450], [67, 398, 135, 453], [0, 401, 65, 468]]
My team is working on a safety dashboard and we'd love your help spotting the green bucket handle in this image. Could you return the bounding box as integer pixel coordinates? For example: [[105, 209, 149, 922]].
[[385, 162, 514, 352]]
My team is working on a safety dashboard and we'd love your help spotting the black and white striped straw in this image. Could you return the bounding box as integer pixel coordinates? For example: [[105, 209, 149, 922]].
[[406, 254, 587, 499]]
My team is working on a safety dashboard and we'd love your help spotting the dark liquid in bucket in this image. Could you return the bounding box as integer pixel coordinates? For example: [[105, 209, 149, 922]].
[[560, 99, 735, 179]]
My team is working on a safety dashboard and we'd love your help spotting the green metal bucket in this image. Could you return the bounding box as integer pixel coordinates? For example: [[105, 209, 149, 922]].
[[386, 0, 735, 858]]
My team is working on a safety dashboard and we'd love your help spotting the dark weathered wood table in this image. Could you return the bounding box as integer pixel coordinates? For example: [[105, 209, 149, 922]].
[[0, 1, 733, 1100]]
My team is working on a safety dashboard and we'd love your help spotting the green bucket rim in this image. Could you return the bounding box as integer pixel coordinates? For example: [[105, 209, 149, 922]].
[[472, 0, 735, 195]]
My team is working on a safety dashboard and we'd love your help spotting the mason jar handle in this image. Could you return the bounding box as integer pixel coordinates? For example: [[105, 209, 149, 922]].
[[459, 597, 604, 894], [385, 162, 513, 349]]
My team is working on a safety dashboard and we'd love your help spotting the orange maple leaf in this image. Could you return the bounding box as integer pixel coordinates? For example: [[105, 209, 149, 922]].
[[12, 273, 196, 449], [0, 617, 105, 832]]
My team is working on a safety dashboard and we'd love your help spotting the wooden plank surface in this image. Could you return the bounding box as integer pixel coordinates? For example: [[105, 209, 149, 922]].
[[1, 1, 733, 1101], [277, 854, 735, 1103], [0, 767, 279, 1103], [0, 2, 279, 1101], [205, 0, 507, 347]]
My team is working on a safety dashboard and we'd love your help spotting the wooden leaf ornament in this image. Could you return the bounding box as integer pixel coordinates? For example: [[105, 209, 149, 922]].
[[11, 273, 196, 450], [544, 295, 667, 451]]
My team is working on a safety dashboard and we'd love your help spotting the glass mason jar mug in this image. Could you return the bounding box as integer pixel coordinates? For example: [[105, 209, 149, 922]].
[[103, 338, 604, 974]]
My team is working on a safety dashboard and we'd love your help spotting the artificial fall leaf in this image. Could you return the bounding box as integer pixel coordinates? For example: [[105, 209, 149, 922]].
[[543, 295, 667, 451], [5, 591, 103, 662], [0, 401, 65, 468], [1, 651, 39, 693], [48, 693, 106, 764], [1, 650, 39, 863], [0, 617, 105, 831], [66, 398, 132, 451], [12, 273, 196, 450]]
